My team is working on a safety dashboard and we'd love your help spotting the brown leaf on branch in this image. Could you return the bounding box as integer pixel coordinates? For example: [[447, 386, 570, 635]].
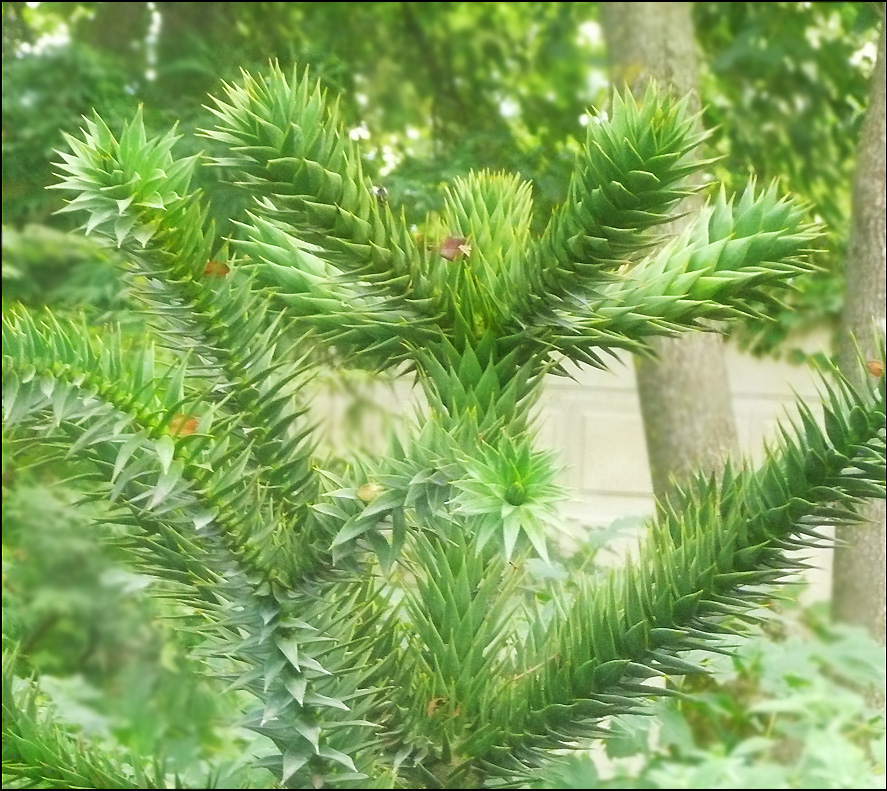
[[440, 236, 471, 261]]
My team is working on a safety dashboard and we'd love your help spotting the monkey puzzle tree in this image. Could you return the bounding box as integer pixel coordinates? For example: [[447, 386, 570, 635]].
[[2, 65, 884, 789]]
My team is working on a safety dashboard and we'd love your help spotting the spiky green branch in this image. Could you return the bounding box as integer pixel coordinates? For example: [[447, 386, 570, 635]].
[[480, 355, 885, 777]]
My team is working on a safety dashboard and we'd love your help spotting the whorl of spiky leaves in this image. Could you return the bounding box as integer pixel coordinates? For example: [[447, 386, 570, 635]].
[[423, 171, 535, 334], [413, 331, 545, 436], [538, 83, 711, 292], [321, 395, 563, 574], [320, 375, 560, 574], [451, 435, 564, 561], [481, 351, 885, 764], [53, 108, 211, 264], [202, 63, 419, 290]]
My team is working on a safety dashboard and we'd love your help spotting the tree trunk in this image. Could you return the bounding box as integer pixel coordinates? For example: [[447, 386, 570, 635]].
[[833, 14, 887, 646], [599, 2, 739, 500]]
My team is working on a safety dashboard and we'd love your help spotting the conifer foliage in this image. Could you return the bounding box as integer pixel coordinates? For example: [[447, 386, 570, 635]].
[[2, 64, 885, 788]]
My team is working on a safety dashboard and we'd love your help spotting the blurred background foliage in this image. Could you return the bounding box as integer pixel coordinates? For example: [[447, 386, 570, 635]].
[[695, 1, 881, 356], [535, 595, 886, 788], [2, 2, 884, 787]]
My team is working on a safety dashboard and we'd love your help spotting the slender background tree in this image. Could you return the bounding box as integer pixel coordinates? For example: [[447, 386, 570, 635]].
[[833, 7, 886, 646], [599, 1, 740, 501]]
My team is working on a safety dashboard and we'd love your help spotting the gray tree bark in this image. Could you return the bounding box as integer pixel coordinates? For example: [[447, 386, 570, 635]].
[[833, 15, 886, 646], [599, 2, 739, 500]]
